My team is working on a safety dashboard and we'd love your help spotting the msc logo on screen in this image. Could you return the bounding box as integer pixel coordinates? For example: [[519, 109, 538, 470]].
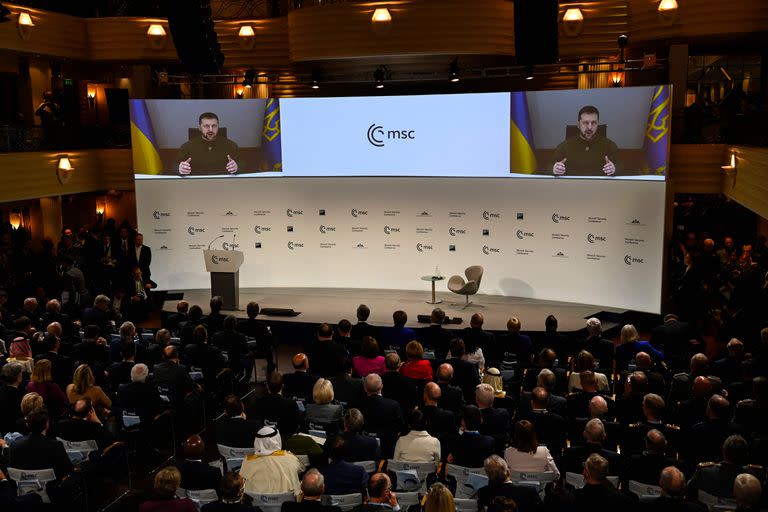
[[516, 230, 534, 240], [187, 226, 205, 235], [367, 123, 416, 147], [286, 209, 304, 217], [482, 211, 501, 220], [287, 241, 305, 250], [625, 254, 645, 265], [210, 254, 231, 264], [416, 243, 434, 252], [351, 208, 368, 218], [587, 233, 607, 243], [449, 227, 467, 236], [384, 225, 401, 234], [253, 225, 271, 234], [153, 210, 170, 220], [319, 225, 336, 234], [552, 213, 571, 223]]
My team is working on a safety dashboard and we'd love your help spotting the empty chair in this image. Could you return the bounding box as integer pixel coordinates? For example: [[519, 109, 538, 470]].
[[217, 444, 254, 472], [388, 460, 437, 492], [446, 465, 487, 499], [56, 438, 99, 465], [8, 467, 57, 503], [448, 266, 484, 307]]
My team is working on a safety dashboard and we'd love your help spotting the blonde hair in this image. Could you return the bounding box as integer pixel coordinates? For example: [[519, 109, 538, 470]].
[[72, 364, 95, 395], [425, 482, 454, 512], [31, 359, 53, 383], [620, 324, 639, 345], [21, 392, 44, 416], [154, 466, 182, 495], [405, 340, 425, 360], [312, 378, 334, 405], [482, 371, 504, 394], [507, 317, 521, 333], [574, 350, 596, 372]]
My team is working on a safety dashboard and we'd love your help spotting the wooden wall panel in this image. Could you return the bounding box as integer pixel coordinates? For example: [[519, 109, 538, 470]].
[[288, 0, 516, 62], [724, 146, 768, 221], [0, 4, 87, 60], [559, 1, 629, 58], [85, 18, 178, 62], [667, 144, 724, 195], [216, 19, 290, 69]]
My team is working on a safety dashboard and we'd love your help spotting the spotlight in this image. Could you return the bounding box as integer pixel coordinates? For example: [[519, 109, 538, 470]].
[[242, 69, 256, 88], [373, 67, 385, 89], [311, 69, 321, 89], [524, 65, 534, 80], [449, 58, 460, 83]]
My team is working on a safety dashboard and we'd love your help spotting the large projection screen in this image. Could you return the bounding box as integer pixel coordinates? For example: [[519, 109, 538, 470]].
[[132, 87, 670, 313]]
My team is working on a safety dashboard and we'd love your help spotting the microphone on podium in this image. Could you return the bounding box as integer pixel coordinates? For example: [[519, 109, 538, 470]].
[[208, 235, 224, 250]]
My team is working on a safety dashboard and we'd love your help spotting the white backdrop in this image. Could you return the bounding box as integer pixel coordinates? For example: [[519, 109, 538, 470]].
[[137, 177, 665, 313]]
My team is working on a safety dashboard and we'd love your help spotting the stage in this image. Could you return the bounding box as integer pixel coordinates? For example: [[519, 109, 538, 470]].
[[160, 287, 628, 334]]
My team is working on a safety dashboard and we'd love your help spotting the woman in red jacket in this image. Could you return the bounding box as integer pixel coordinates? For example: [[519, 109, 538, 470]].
[[400, 340, 433, 380]]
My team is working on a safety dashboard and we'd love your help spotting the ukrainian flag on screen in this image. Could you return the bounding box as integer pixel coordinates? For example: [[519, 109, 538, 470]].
[[510, 92, 537, 173], [642, 85, 671, 176], [261, 98, 282, 172], [129, 99, 163, 175]]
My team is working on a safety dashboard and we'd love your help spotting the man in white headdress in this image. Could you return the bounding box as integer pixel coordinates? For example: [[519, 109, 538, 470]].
[[239, 425, 305, 496]]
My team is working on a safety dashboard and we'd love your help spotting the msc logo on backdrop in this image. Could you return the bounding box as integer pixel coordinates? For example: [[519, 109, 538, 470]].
[[210, 254, 230, 264], [222, 242, 239, 250], [516, 230, 534, 240], [482, 211, 501, 220], [482, 245, 501, 255], [287, 241, 305, 250], [253, 225, 271, 234], [625, 254, 645, 265], [416, 243, 434, 252], [587, 233, 607, 243], [286, 209, 303, 217], [187, 226, 205, 235], [552, 213, 571, 223], [351, 208, 368, 218], [384, 225, 401, 235], [153, 210, 170, 220], [366, 123, 416, 147], [319, 225, 336, 234], [449, 227, 467, 236]]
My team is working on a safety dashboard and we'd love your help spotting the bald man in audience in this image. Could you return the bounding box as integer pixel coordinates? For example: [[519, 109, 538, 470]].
[[421, 381, 455, 454], [573, 453, 636, 510], [563, 418, 621, 475], [645, 466, 707, 512], [283, 353, 319, 401], [435, 362, 465, 415], [359, 373, 404, 458], [683, 394, 733, 463], [733, 473, 763, 512]]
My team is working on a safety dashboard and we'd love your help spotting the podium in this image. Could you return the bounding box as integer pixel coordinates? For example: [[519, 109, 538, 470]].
[[203, 250, 244, 310]]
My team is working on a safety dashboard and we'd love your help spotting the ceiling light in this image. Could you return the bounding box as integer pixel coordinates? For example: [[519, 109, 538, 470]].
[[371, 8, 392, 23], [658, 0, 678, 12], [563, 8, 584, 22]]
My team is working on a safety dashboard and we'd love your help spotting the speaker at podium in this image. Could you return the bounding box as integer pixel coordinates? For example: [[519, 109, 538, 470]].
[[203, 249, 244, 310]]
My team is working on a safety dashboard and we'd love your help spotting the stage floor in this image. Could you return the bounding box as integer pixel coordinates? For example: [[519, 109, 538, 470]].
[[161, 287, 626, 334]]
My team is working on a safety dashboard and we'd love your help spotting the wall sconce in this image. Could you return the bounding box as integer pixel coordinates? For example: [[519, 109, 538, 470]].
[[371, 8, 392, 23], [658, 0, 678, 24], [9, 211, 22, 230], [658, 0, 678, 11], [562, 8, 584, 36], [56, 155, 74, 184], [95, 199, 106, 219], [86, 84, 96, 108], [235, 85, 245, 98], [17, 11, 33, 40], [610, 71, 624, 87], [238, 24, 256, 49], [147, 24, 167, 49], [721, 152, 736, 171], [238, 25, 255, 37]]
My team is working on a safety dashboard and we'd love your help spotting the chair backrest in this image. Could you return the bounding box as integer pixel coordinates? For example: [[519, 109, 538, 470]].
[[296, 454, 310, 467], [698, 490, 738, 511], [455, 498, 479, 512], [388, 460, 438, 480], [446, 465, 487, 499], [397, 491, 420, 508], [565, 472, 618, 489], [325, 493, 363, 511], [465, 265, 483, 286], [246, 491, 296, 512], [8, 467, 56, 503], [122, 411, 141, 428], [217, 444, 254, 472], [352, 460, 377, 473], [627, 480, 663, 498], [177, 488, 219, 508], [56, 438, 99, 464], [509, 470, 557, 485]]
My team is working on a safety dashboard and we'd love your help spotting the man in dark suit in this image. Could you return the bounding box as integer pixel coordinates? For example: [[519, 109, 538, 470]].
[[461, 313, 495, 360], [153, 345, 196, 404], [644, 466, 707, 512], [418, 308, 453, 360], [130, 233, 153, 285], [237, 302, 274, 371], [172, 435, 222, 491], [73, 324, 110, 369], [497, 316, 534, 368], [448, 405, 495, 468], [517, 387, 567, 458], [117, 363, 166, 427], [51, 398, 115, 451], [8, 409, 73, 479], [330, 360, 365, 410], [125, 266, 152, 322], [310, 323, 348, 379], [351, 474, 399, 512], [215, 395, 263, 448], [202, 296, 226, 335], [349, 304, 378, 349], [165, 300, 189, 335], [283, 469, 342, 512], [106, 340, 136, 392], [436, 363, 466, 416], [338, 408, 380, 462], [616, 371, 650, 425], [246, 371, 301, 434], [81, 294, 113, 336], [681, 394, 734, 464], [284, 353, 319, 401], [445, 338, 480, 403], [360, 373, 404, 459], [0, 362, 25, 435], [183, 324, 226, 389], [422, 382, 456, 457], [623, 429, 678, 487], [320, 436, 368, 496], [562, 418, 621, 476], [583, 317, 616, 370], [522, 348, 568, 394], [573, 454, 637, 510], [33, 333, 74, 390], [651, 314, 694, 372], [40, 299, 76, 340], [477, 455, 543, 512], [476, 383, 510, 452], [381, 353, 417, 417], [535, 314, 570, 361], [566, 370, 614, 419]]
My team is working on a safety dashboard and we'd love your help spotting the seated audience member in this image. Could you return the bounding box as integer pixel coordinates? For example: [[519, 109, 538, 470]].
[[687, 435, 762, 500], [477, 455, 543, 512], [499, 316, 534, 367], [421, 382, 456, 453], [305, 378, 343, 432], [320, 436, 368, 496], [423, 482, 454, 512], [352, 473, 398, 512], [172, 435, 223, 492], [246, 371, 301, 435], [623, 429, 677, 487], [460, 313, 493, 370], [239, 426, 305, 496], [682, 394, 733, 464], [349, 304, 377, 345], [418, 307, 452, 360], [9, 409, 73, 479], [180, 305, 205, 345], [582, 317, 615, 369], [393, 409, 440, 464], [184, 324, 226, 387], [482, 367, 507, 399], [379, 310, 415, 352], [66, 363, 112, 413], [337, 408, 380, 462], [309, 323, 347, 379], [565, 370, 612, 419], [140, 466, 197, 512], [381, 352, 417, 417], [153, 345, 196, 404], [14, 392, 44, 434], [352, 337, 385, 378], [522, 349, 567, 395], [51, 397, 114, 451], [643, 466, 706, 512], [562, 418, 621, 476], [281, 417, 325, 467], [516, 387, 567, 457], [118, 363, 165, 426], [448, 405, 495, 468], [166, 300, 189, 335], [568, 351, 610, 393], [476, 383, 511, 451], [203, 296, 226, 334], [445, 338, 481, 404], [282, 469, 341, 512], [615, 324, 664, 370], [572, 454, 636, 510], [216, 395, 263, 448], [733, 473, 763, 512], [435, 363, 466, 416], [329, 360, 365, 410], [615, 371, 649, 425], [26, 358, 68, 419], [283, 353, 319, 401], [201, 472, 251, 512], [106, 339, 137, 391], [73, 324, 110, 368], [360, 373, 404, 459], [399, 340, 433, 381], [211, 315, 249, 375], [622, 393, 677, 455], [504, 420, 559, 479]]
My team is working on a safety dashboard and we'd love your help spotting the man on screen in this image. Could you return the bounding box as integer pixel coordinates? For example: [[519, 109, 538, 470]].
[[177, 112, 240, 175], [550, 105, 623, 177]]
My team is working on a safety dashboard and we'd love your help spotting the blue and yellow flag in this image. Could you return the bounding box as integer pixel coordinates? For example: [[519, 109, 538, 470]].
[[509, 92, 537, 174], [129, 99, 163, 175], [642, 85, 671, 176], [261, 98, 282, 172]]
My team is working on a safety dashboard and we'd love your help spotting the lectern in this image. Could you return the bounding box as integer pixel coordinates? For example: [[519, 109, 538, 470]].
[[203, 250, 244, 310]]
